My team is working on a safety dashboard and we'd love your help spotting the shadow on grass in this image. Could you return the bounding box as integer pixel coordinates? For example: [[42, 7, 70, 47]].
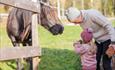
[[39, 48, 81, 70], [0, 60, 16, 70], [0, 48, 81, 70], [6, 60, 16, 69]]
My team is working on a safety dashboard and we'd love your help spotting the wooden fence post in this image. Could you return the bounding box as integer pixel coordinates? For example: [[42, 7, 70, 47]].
[[32, 0, 41, 69], [32, 14, 41, 70], [0, 0, 41, 70]]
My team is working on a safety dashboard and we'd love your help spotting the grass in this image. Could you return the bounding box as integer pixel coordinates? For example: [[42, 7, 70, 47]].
[[112, 20, 115, 27], [0, 23, 82, 70], [39, 48, 81, 70], [38, 25, 82, 50], [38, 26, 82, 70]]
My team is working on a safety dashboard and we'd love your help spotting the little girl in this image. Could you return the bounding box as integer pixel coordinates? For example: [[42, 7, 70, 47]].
[[73, 28, 97, 70]]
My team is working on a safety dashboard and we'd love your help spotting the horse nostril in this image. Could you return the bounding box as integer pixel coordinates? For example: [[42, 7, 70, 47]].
[[49, 25, 58, 35], [49, 24, 64, 35], [56, 24, 64, 34], [59, 26, 64, 34]]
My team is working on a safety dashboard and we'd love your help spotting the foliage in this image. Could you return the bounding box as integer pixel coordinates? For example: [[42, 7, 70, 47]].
[[50, 0, 115, 16], [0, 7, 6, 13]]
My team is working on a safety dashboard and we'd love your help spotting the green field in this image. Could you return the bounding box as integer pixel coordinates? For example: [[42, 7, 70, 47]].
[[0, 20, 115, 70], [0, 25, 82, 70]]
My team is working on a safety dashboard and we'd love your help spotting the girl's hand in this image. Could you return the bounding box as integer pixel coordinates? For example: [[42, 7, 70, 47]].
[[73, 40, 82, 47]]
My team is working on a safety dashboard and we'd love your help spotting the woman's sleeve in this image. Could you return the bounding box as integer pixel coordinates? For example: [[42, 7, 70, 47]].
[[90, 10, 115, 43]]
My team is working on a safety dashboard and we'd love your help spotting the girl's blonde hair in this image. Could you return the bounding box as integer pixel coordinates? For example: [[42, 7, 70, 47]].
[[88, 41, 97, 54]]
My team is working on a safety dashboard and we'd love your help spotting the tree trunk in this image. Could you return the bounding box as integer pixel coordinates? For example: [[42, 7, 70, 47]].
[[57, 0, 61, 19], [90, 0, 93, 8], [113, 0, 115, 16], [81, 0, 84, 9]]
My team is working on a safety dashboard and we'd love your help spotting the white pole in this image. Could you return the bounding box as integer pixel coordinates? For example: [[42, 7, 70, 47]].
[[90, 0, 93, 8], [57, 0, 61, 19], [81, 0, 84, 9]]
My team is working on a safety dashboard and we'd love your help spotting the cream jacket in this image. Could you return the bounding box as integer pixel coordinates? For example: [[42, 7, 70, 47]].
[[80, 9, 115, 43]]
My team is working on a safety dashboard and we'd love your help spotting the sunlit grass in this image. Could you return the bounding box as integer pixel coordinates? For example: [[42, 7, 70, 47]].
[[112, 20, 115, 27]]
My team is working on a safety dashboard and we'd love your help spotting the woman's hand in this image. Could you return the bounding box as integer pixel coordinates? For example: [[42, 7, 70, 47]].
[[106, 44, 115, 58]]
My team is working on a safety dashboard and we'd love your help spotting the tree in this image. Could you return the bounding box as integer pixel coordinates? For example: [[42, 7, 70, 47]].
[[112, 0, 115, 16], [4, 6, 9, 12]]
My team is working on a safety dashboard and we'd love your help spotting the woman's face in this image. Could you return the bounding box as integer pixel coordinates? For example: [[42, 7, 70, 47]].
[[71, 14, 83, 24]]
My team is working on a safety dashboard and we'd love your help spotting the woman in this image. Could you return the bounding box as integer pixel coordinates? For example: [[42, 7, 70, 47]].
[[65, 7, 115, 70]]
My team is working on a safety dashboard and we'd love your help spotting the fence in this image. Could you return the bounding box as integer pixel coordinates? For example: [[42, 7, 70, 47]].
[[0, 0, 41, 70]]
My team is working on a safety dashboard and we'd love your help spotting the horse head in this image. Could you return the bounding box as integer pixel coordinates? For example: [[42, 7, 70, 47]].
[[7, 1, 64, 45], [6, 1, 64, 69], [40, 3, 64, 35]]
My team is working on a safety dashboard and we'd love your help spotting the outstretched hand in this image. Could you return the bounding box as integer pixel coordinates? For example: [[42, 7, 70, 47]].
[[73, 40, 82, 47]]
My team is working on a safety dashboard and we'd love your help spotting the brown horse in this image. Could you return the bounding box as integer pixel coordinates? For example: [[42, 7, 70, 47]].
[[6, 1, 64, 70]]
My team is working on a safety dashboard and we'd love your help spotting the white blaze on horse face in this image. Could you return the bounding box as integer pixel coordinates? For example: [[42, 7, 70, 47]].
[[43, 6, 58, 28], [48, 9, 60, 27]]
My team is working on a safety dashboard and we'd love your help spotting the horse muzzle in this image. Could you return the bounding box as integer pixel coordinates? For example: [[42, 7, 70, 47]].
[[49, 24, 64, 35]]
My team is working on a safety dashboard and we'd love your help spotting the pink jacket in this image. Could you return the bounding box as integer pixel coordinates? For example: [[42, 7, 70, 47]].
[[74, 43, 97, 69]]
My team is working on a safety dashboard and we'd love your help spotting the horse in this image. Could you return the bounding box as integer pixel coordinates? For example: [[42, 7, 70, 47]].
[[6, 1, 64, 70]]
